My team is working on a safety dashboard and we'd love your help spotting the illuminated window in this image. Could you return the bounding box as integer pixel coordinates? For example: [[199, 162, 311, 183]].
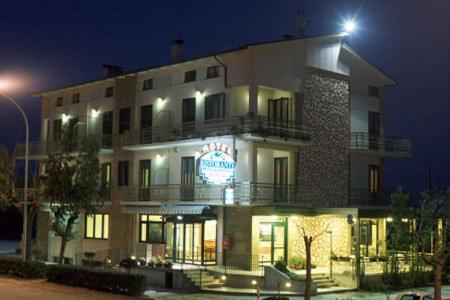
[[56, 96, 63, 107], [85, 214, 109, 239], [72, 93, 80, 104], [206, 65, 220, 79], [142, 78, 153, 90], [369, 165, 380, 193], [139, 215, 164, 243]]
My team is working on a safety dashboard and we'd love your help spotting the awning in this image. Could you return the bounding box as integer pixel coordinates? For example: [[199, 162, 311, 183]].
[[122, 205, 210, 215]]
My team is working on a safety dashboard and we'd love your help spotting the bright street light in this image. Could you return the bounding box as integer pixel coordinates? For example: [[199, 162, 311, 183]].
[[0, 78, 29, 261], [344, 20, 356, 34]]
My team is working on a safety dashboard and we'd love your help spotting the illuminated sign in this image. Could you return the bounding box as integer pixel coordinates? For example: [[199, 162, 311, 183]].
[[198, 143, 235, 185]]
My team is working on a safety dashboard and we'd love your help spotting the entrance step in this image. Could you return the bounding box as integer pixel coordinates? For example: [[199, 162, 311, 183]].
[[184, 270, 225, 289], [311, 274, 340, 289]]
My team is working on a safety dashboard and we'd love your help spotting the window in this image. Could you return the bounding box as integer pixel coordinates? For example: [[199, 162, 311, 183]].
[[184, 70, 197, 83], [100, 162, 112, 187], [71, 93, 80, 104], [118, 161, 129, 186], [139, 215, 164, 243], [53, 119, 62, 141], [182, 98, 196, 123], [119, 107, 130, 134], [206, 65, 220, 79], [368, 85, 379, 97], [142, 78, 153, 90], [56, 97, 63, 107], [105, 86, 114, 98], [85, 213, 109, 239], [369, 165, 380, 194], [204, 93, 226, 120]]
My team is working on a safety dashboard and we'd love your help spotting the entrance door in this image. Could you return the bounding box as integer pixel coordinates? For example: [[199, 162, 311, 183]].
[[140, 105, 153, 143], [258, 221, 287, 264], [274, 157, 288, 202], [170, 222, 204, 264]]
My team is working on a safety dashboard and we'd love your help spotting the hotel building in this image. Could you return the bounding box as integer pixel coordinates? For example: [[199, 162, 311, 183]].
[[17, 34, 413, 289]]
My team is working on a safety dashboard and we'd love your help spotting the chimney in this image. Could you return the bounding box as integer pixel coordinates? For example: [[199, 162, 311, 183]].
[[171, 39, 184, 63], [102, 64, 124, 77]]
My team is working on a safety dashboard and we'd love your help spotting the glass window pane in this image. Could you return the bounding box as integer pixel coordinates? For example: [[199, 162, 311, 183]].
[[149, 215, 162, 221], [141, 215, 148, 221], [141, 224, 147, 242], [94, 214, 103, 238], [103, 214, 109, 239], [86, 215, 94, 238]]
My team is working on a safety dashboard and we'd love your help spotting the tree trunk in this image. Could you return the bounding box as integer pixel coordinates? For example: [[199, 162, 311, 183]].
[[434, 264, 442, 300], [58, 216, 77, 264], [59, 237, 68, 264], [304, 236, 312, 300]]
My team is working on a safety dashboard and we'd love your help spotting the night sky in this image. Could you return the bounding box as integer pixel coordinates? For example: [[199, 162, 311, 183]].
[[0, 0, 448, 192]]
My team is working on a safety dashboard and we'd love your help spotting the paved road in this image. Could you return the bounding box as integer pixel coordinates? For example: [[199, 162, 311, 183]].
[[1, 277, 450, 300], [0, 277, 132, 300]]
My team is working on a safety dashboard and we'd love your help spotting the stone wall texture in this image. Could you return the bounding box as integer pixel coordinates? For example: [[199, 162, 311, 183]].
[[298, 67, 350, 207]]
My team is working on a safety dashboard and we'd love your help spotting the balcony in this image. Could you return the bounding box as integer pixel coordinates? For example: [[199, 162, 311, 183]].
[[350, 132, 413, 157], [15, 134, 113, 159], [349, 189, 392, 206], [119, 114, 312, 150], [118, 182, 312, 206]]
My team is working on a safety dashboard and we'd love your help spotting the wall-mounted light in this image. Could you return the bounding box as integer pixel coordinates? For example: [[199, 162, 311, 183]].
[[401, 218, 409, 223], [285, 282, 292, 288], [157, 97, 165, 102], [177, 215, 183, 220], [62, 113, 70, 124], [155, 154, 164, 165], [91, 108, 100, 118], [386, 217, 393, 223], [195, 89, 203, 98]]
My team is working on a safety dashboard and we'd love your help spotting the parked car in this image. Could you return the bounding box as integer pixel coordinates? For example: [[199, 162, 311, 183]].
[[396, 292, 450, 300]]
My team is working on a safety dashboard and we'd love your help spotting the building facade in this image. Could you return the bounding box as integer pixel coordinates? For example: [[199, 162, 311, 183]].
[[18, 35, 413, 287]]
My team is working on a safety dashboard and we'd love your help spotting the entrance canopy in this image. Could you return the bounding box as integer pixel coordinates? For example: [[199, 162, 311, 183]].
[[122, 205, 210, 215]]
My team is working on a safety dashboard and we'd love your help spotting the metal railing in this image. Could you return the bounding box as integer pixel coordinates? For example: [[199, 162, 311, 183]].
[[206, 252, 265, 276], [118, 182, 312, 205], [350, 132, 413, 155], [118, 113, 312, 146], [16, 134, 113, 157], [349, 189, 392, 206]]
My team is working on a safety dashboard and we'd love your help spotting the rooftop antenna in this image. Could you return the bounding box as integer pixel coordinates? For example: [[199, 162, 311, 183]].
[[296, 0, 311, 37]]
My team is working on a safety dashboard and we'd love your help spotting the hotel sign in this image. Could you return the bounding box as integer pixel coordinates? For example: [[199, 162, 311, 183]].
[[198, 143, 235, 185]]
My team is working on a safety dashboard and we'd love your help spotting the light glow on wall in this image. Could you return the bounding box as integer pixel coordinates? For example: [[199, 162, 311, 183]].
[[62, 113, 70, 124], [91, 108, 100, 118], [155, 154, 164, 165]]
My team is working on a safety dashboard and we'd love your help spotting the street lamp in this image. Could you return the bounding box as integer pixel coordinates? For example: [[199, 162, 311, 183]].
[[0, 79, 29, 261]]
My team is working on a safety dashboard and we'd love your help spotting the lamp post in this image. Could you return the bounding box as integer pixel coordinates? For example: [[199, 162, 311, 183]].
[[0, 90, 29, 261]]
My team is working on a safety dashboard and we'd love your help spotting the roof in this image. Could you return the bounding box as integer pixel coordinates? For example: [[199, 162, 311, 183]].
[[34, 34, 396, 95]]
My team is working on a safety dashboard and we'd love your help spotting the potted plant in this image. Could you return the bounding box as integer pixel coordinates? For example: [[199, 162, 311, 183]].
[[119, 257, 138, 273], [148, 259, 155, 267], [138, 257, 146, 266], [289, 256, 306, 270], [369, 253, 378, 262], [155, 256, 164, 268], [164, 260, 173, 269]]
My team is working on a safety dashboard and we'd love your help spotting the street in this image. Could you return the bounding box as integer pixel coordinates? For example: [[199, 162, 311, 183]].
[[1, 276, 449, 300]]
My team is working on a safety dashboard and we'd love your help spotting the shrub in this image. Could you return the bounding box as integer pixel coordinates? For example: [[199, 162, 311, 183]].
[[137, 257, 146, 266], [154, 256, 163, 268], [0, 257, 47, 278], [47, 265, 146, 296], [273, 260, 289, 274], [119, 257, 137, 272], [289, 256, 306, 266], [164, 260, 173, 269]]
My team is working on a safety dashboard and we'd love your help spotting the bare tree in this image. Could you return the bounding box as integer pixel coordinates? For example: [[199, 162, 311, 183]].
[[414, 188, 450, 300], [294, 219, 330, 300]]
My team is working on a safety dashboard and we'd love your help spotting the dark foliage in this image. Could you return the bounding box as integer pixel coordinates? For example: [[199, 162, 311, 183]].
[[0, 257, 47, 278]]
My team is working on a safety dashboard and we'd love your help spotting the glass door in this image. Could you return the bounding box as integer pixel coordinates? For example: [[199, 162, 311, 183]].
[[181, 157, 195, 201], [274, 157, 288, 202], [174, 223, 184, 263], [167, 222, 207, 264], [140, 105, 153, 143], [182, 98, 196, 137], [139, 160, 151, 201], [258, 220, 287, 264]]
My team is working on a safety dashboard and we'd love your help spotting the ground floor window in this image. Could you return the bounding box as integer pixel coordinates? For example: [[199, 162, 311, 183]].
[[140, 215, 164, 243], [85, 214, 109, 239]]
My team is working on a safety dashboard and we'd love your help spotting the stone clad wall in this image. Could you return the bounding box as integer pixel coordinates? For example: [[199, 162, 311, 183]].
[[298, 67, 350, 207]]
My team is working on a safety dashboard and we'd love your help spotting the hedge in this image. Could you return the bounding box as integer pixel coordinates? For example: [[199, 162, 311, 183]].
[[0, 257, 47, 278], [47, 265, 146, 296]]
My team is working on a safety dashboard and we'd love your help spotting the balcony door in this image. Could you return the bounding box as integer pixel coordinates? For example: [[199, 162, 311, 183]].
[[274, 157, 288, 202], [139, 159, 151, 201], [102, 111, 113, 147], [268, 98, 289, 124], [369, 165, 380, 204], [181, 157, 195, 201], [182, 98, 196, 137], [140, 105, 153, 144], [368, 112, 380, 150]]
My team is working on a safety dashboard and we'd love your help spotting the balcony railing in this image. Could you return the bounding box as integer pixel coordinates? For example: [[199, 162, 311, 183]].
[[15, 134, 113, 158], [118, 114, 312, 147], [350, 132, 412, 155], [118, 182, 312, 205], [349, 189, 392, 206]]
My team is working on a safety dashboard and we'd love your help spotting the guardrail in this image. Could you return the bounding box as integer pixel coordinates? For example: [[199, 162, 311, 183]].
[[350, 132, 412, 155], [349, 189, 392, 206], [16, 134, 113, 158], [118, 113, 312, 147], [118, 182, 312, 205]]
